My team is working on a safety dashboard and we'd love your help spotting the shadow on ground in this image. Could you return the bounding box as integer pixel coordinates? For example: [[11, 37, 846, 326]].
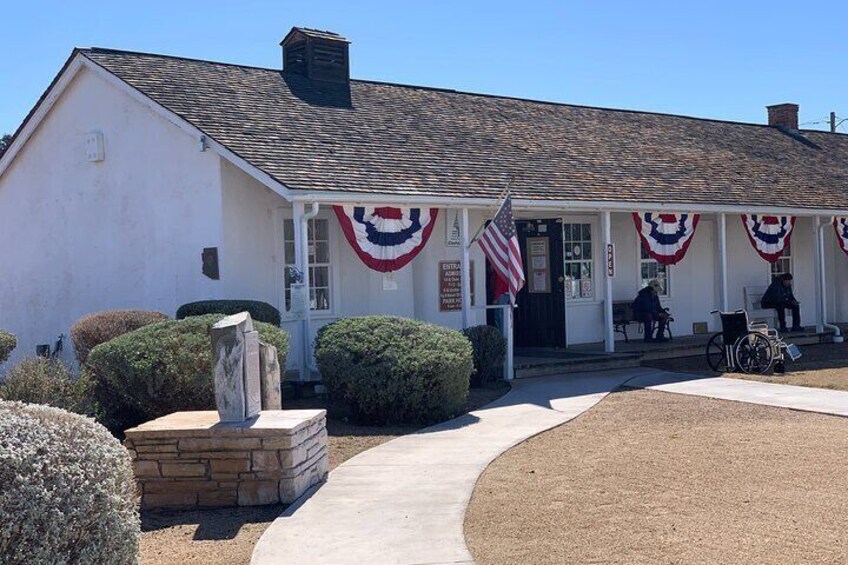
[[142, 504, 287, 540]]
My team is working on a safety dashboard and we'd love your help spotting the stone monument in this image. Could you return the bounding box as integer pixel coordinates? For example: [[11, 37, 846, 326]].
[[259, 342, 282, 410], [211, 312, 262, 422]]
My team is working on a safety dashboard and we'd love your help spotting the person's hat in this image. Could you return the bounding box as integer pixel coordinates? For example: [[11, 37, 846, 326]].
[[648, 279, 662, 292], [782, 273, 793, 281]]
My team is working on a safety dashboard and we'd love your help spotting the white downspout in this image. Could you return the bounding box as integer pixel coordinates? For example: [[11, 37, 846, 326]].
[[817, 217, 844, 342], [300, 202, 320, 378]]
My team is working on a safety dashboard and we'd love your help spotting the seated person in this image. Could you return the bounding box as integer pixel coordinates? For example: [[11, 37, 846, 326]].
[[761, 273, 802, 332], [632, 280, 670, 343]]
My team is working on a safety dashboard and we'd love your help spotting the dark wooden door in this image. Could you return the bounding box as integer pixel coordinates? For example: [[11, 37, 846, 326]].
[[513, 219, 566, 348]]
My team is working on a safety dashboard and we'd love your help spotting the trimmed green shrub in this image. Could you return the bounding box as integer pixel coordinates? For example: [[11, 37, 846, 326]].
[[0, 400, 139, 564], [0, 358, 83, 412], [71, 310, 169, 364], [176, 300, 281, 326], [462, 325, 507, 386], [315, 316, 472, 425], [0, 329, 16, 365], [86, 314, 289, 433]]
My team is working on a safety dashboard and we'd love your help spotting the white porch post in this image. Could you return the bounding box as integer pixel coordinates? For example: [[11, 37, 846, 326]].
[[294, 201, 319, 381], [601, 211, 614, 353], [813, 217, 825, 334], [460, 208, 472, 329], [504, 304, 514, 380], [718, 213, 729, 311]]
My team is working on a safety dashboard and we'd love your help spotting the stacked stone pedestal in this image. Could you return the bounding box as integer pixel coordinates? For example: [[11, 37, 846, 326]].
[[124, 409, 328, 509]]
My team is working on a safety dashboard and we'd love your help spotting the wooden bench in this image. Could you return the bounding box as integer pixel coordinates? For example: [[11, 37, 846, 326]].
[[612, 300, 673, 343]]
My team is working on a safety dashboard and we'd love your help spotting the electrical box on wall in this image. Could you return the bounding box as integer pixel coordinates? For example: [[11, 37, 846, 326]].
[[85, 132, 105, 162]]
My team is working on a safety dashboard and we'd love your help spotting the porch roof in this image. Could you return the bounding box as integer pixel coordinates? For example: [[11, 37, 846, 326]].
[[80, 48, 848, 211]]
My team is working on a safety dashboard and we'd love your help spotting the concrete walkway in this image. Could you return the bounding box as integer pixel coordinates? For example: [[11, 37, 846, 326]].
[[251, 369, 638, 565], [628, 369, 848, 417]]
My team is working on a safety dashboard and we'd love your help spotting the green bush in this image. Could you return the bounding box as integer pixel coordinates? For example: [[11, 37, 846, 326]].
[[0, 358, 84, 412], [0, 400, 139, 564], [462, 325, 507, 386], [71, 310, 169, 364], [0, 329, 16, 365], [86, 314, 288, 433], [315, 316, 472, 425], [176, 300, 281, 326]]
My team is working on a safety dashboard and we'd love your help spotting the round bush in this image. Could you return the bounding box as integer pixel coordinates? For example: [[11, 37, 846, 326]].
[[462, 325, 507, 386], [0, 400, 139, 564], [176, 300, 281, 326], [0, 358, 83, 412], [315, 316, 472, 425], [86, 314, 289, 433], [71, 310, 169, 364], [0, 330, 16, 365]]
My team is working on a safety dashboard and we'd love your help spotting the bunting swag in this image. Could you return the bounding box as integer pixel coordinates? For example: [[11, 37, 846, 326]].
[[740, 214, 796, 263], [834, 217, 848, 258], [333, 205, 439, 272], [632, 212, 701, 265]]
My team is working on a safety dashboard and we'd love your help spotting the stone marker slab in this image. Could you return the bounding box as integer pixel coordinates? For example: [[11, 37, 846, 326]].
[[244, 330, 262, 419], [211, 312, 260, 422], [259, 342, 282, 410]]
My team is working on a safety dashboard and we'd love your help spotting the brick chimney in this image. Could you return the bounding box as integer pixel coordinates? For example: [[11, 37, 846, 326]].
[[281, 27, 350, 83], [767, 103, 799, 130]]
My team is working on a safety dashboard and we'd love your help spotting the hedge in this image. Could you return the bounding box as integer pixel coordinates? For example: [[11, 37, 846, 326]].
[[85, 314, 288, 433], [0, 330, 15, 365], [71, 310, 169, 364], [315, 316, 472, 425], [0, 401, 139, 564], [0, 358, 84, 413], [176, 300, 281, 326], [462, 325, 507, 385]]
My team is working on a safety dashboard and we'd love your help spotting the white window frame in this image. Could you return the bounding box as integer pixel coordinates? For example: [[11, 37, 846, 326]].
[[637, 239, 671, 298], [769, 244, 793, 281], [277, 209, 341, 320], [561, 217, 598, 303]]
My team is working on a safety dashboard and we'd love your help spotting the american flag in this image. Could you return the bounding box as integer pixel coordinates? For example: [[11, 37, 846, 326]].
[[476, 194, 525, 302]]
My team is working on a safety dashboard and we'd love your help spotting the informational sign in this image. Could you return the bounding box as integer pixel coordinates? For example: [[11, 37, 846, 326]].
[[382, 272, 398, 291], [289, 282, 307, 317], [438, 260, 475, 311], [446, 209, 461, 247], [606, 243, 616, 277], [526, 237, 550, 293]]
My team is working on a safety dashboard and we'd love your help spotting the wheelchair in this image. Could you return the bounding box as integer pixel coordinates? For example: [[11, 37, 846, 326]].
[[705, 310, 801, 374]]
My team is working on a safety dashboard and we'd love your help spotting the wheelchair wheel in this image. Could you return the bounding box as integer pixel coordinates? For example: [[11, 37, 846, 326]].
[[705, 333, 729, 372], [734, 332, 773, 374]]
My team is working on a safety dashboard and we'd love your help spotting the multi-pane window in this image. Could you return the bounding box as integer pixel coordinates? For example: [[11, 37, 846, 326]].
[[770, 244, 792, 279], [283, 218, 331, 312], [563, 223, 593, 299], [640, 245, 669, 297]]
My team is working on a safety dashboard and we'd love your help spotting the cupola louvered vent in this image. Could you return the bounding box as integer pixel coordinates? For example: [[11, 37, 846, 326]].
[[281, 27, 350, 83]]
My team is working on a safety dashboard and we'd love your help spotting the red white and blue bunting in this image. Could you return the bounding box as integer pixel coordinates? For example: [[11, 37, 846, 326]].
[[833, 217, 848, 258], [632, 212, 701, 266], [333, 206, 439, 272], [740, 214, 796, 263]]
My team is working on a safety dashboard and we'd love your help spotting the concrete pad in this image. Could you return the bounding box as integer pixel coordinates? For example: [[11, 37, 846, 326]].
[[628, 369, 848, 417], [251, 369, 642, 565]]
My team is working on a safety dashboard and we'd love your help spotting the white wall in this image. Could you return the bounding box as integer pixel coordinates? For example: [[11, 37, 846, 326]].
[[0, 67, 223, 369]]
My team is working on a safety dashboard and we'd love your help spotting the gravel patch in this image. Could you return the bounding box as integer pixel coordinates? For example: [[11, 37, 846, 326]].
[[465, 388, 848, 565]]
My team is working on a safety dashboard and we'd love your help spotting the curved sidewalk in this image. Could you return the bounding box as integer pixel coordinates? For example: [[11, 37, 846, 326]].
[[251, 369, 640, 565]]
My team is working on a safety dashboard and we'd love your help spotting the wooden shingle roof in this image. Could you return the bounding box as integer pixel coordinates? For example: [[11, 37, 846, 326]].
[[81, 48, 848, 210]]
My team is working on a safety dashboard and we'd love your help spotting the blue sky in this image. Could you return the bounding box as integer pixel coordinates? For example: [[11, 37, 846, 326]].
[[1, 0, 846, 135]]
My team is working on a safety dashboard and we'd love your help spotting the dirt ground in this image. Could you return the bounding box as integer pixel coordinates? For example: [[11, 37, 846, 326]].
[[465, 389, 848, 565], [648, 342, 848, 391], [140, 382, 509, 565]]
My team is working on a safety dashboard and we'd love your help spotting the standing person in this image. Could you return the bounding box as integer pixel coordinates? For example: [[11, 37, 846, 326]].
[[491, 270, 510, 335], [761, 273, 802, 332], [632, 280, 670, 343]]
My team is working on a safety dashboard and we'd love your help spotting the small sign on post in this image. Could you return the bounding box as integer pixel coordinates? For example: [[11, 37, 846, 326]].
[[606, 243, 616, 277]]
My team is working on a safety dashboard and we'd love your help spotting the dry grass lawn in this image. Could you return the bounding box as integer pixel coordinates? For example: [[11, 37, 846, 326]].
[[140, 382, 509, 565], [465, 389, 848, 565], [649, 342, 848, 391]]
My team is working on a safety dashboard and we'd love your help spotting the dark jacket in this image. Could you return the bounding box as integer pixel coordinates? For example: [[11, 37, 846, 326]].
[[632, 287, 662, 318], [760, 279, 796, 309]]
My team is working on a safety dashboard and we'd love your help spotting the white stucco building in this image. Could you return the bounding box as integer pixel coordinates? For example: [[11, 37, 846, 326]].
[[3, 27, 848, 377]]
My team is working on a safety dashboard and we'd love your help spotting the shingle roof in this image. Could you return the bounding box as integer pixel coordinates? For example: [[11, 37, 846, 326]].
[[80, 48, 848, 210], [284, 28, 350, 43]]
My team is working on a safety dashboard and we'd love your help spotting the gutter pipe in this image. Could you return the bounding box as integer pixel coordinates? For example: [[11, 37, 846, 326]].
[[817, 217, 844, 343]]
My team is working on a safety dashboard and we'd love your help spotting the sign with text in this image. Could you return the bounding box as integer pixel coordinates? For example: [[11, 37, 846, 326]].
[[446, 209, 461, 247], [438, 260, 475, 311], [606, 243, 616, 278]]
